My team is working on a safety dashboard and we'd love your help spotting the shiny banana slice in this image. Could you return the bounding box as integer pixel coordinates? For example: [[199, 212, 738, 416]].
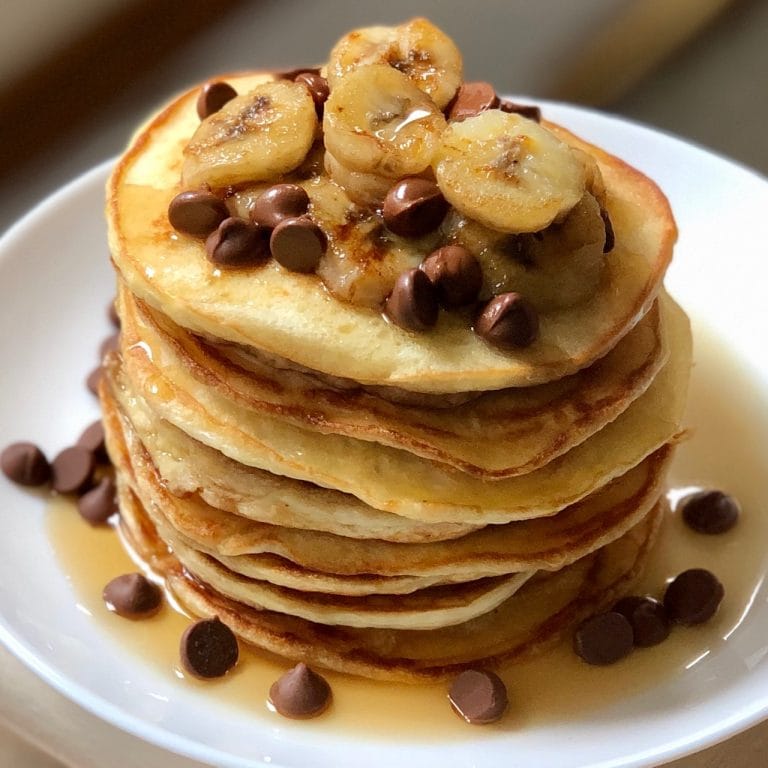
[[323, 64, 446, 178], [182, 80, 318, 188], [433, 110, 587, 234], [324, 151, 392, 207], [327, 18, 462, 108]]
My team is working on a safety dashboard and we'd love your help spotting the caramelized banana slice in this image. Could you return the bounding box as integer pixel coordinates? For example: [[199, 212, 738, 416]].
[[327, 18, 462, 108], [433, 110, 587, 234], [323, 64, 446, 178], [182, 80, 318, 188]]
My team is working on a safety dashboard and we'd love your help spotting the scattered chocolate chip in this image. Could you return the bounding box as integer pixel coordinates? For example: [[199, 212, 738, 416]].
[[250, 184, 310, 229], [1, 442, 51, 486], [613, 596, 670, 647], [382, 178, 448, 238], [664, 569, 724, 626], [196, 81, 237, 120], [385, 268, 439, 331], [270, 217, 326, 273], [574, 612, 634, 665], [107, 299, 120, 328], [99, 332, 120, 359], [421, 245, 482, 307], [277, 66, 321, 81], [77, 420, 107, 461], [448, 81, 499, 121], [168, 190, 229, 237], [475, 292, 539, 350], [78, 477, 118, 525], [499, 100, 542, 122], [205, 218, 270, 267], [600, 208, 615, 253], [294, 72, 330, 116], [269, 662, 332, 719], [180, 617, 239, 679], [448, 669, 508, 724], [86, 366, 103, 396], [103, 573, 162, 619], [51, 446, 96, 495], [681, 490, 740, 535]]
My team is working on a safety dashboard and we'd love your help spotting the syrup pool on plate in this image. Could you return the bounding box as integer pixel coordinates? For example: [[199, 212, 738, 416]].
[[46, 319, 768, 739]]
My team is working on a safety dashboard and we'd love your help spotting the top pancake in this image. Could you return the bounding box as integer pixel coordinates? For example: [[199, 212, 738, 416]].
[[107, 73, 676, 393]]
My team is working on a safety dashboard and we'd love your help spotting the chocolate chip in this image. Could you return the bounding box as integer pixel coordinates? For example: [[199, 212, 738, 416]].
[[573, 612, 634, 665], [250, 184, 310, 229], [100, 332, 120, 359], [382, 178, 448, 238], [196, 81, 237, 120], [86, 366, 103, 396], [270, 217, 326, 273], [277, 66, 321, 81], [51, 446, 96, 495], [448, 82, 499, 121], [268, 662, 332, 719], [499, 100, 542, 122], [613, 596, 670, 647], [294, 72, 330, 116], [600, 208, 615, 253], [421, 245, 482, 307], [77, 420, 107, 462], [168, 190, 229, 237], [475, 292, 539, 350], [180, 617, 239, 679], [448, 669, 508, 724], [78, 477, 118, 525], [107, 299, 120, 328], [1, 442, 50, 486], [664, 569, 724, 626], [385, 268, 439, 331], [681, 490, 740, 534], [103, 573, 162, 619], [205, 217, 270, 267]]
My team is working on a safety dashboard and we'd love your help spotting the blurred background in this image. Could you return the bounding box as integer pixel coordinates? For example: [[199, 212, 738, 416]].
[[0, 0, 766, 237]]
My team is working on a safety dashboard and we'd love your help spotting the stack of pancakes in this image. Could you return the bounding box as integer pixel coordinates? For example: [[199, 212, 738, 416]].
[[102, 70, 691, 682]]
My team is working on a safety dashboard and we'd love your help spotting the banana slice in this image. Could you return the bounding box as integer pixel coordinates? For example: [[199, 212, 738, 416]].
[[324, 151, 392, 207], [327, 18, 462, 108], [182, 80, 318, 188], [323, 64, 446, 178], [433, 110, 587, 234]]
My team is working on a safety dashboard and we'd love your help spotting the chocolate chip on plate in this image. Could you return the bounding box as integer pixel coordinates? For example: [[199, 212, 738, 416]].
[[270, 217, 326, 273], [573, 611, 634, 665], [180, 617, 239, 679], [78, 477, 118, 525], [205, 218, 271, 267], [448, 81, 499, 121], [448, 669, 508, 724], [103, 573, 162, 619], [613, 596, 670, 647], [86, 366, 103, 396], [294, 72, 330, 116], [499, 100, 542, 122], [250, 183, 310, 229], [51, 446, 96, 495], [168, 190, 229, 237], [269, 662, 332, 719], [107, 299, 120, 328], [421, 245, 482, 307], [196, 81, 237, 120], [385, 268, 439, 331], [1, 442, 51, 486], [475, 292, 539, 350], [664, 569, 724, 626], [382, 178, 448, 238], [77, 420, 107, 461], [681, 490, 740, 535]]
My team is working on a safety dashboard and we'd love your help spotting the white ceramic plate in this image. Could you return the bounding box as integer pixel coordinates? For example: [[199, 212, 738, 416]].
[[1, 103, 768, 768]]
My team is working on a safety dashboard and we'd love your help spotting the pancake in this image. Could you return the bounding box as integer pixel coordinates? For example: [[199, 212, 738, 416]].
[[116, 294, 691, 523], [120, 285, 667, 477], [117, 478, 663, 681], [107, 72, 675, 394]]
